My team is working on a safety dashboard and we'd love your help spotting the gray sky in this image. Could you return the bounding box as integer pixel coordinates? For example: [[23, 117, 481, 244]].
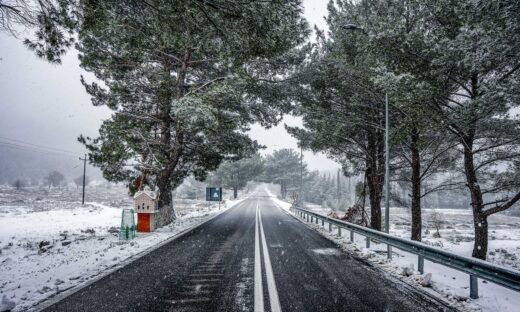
[[0, 0, 338, 172]]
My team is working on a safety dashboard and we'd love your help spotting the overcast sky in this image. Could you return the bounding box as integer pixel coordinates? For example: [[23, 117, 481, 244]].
[[0, 1, 338, 172]]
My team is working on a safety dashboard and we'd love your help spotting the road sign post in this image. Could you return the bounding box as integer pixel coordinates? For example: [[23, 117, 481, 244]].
[[206, 187, 222, 201], [206, 187, 223, 210]]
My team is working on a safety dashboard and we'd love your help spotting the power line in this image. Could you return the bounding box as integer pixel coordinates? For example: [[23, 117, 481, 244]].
[[0, 140, 80, 158], [0, 136, 80, 156]]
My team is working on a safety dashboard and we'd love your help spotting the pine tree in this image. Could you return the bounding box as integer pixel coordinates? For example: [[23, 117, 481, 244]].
[[207, 154, 264, 199], [287, 2, 387, 230], [0, 0, 78, 63], [76, 1, 308, 225], [373, 59, 461, 241], [262, 149, 307, 199]]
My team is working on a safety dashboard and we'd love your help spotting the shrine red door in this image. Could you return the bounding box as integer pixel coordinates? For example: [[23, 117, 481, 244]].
[[137, 213, 150, 232]]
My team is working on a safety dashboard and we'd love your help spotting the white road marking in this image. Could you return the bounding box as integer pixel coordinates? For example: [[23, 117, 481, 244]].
[[259, 204, 282, 312], [254, 203, 264, 312]]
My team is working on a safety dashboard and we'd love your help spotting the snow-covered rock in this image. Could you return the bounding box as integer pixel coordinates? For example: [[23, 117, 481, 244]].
[[419, 273, 432, 287], [400, 264, 415, 277]]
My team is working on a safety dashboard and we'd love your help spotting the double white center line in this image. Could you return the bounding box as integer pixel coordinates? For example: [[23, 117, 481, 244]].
[[254, 202, 282, 312]]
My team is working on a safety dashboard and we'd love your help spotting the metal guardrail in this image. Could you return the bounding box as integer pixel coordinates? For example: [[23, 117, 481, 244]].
[[290, 206, 520, 299]]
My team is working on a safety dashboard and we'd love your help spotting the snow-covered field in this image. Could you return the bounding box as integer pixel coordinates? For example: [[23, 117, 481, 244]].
[[264, 184, 520, 312], [0, 186, 243, 312]]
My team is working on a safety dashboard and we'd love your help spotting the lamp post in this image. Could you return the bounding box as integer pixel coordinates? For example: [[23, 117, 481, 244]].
[[300, 146, 303, 204], [342, 24, 391, 257], [384, 93, 390, 235]]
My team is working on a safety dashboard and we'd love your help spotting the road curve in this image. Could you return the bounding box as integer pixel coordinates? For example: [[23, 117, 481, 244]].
[[40, 188, 454, 312]]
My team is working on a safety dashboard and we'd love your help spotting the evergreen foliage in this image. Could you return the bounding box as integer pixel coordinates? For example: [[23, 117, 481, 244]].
[[287, 0, 520, 259], [262, 149, 305, 199], [0, 0, 78, 63], [75, 1, 309, 223], [287, 1, 387, 230], [356, 0, 520, 258], [207, 154, 264, 199]]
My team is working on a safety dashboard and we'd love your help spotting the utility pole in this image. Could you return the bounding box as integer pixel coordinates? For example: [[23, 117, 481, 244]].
[[336, 169, 341, 208], [384, 93, 392, 259], [300, 147, 303, 202], [347, 175, 351, 206], [384, 93, 390, 233], [79, 154, 87, 205]]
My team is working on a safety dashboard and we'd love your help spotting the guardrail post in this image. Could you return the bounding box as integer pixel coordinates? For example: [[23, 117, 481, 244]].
[[316, 217, 319, 224], [418, 255, 424, 274], [366, 237, 370, 248], [350, 231, 354, 242], [306, 214, 309, 222], [328, 222, 332, 232], [311, 216, 313, 223], [387, 245, 392, 259], [470, 275, 479, 299], [322, 219, 324, 227], [338, 227, 342, 237]]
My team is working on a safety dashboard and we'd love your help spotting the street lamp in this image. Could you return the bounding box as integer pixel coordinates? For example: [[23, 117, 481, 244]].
[[384, 94, 390, 234], [300, 146, 303, 204], [342, 24, 392, 257]]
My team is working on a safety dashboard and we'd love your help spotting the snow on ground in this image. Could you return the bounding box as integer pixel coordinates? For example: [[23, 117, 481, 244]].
[[270, 189, 520, 312], [263, 184, 292, 211], [0, 186, 245, 312]]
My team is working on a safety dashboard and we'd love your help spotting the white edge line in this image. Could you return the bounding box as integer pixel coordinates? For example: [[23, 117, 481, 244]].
[[254, 202, 265, 312], [259, 205, 282, 312], [32, 198, 248, 312]]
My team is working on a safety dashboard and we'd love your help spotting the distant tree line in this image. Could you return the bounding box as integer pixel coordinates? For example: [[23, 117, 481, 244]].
[[4, 170, 91, 190]]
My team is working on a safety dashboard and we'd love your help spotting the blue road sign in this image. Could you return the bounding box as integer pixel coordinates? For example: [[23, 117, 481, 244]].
[[206, 187, 222, 201]]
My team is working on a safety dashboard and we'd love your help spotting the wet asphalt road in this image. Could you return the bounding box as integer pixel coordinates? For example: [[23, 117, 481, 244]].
[[40, 188, 454, 312]]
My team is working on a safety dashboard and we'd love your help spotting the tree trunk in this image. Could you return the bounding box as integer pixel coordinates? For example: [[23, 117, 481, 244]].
[[463, 141, 487, 259], [156, 175, 174, 227], [233, 186, 238, 199], [281, 181, 287, 199], [367, 171, 382, 231], [473, 211, 488, 259], [366, 131, 384, 231], [151, 49, 192, 228], [463, 75, 487, 260], [410, 129, 422, 241]]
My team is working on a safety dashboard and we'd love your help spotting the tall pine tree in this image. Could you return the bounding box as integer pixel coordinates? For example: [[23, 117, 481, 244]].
[[76, 1, 308, 225]]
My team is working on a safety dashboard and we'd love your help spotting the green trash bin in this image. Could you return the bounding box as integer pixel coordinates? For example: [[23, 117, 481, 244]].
[[119, 209, 136, 240]]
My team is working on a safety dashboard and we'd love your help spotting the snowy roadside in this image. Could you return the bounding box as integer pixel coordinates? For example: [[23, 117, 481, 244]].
[[0, 192, 245, 312], [263, 185, 292, 211], [285, 209, 520, 312]]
